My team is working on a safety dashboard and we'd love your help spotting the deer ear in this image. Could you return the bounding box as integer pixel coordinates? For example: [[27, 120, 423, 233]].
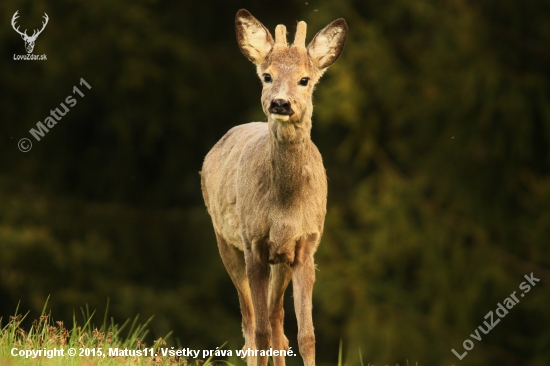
[[307, 19, 347, 70], [235, 9, 274, 65]]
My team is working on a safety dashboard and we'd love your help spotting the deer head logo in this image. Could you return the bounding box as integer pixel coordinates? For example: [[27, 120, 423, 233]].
[[11, 11, 49, 54]]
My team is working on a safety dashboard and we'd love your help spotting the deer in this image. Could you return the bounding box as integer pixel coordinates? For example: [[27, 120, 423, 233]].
[[11, 11, 49, 54], [200, 9, 347, 366]]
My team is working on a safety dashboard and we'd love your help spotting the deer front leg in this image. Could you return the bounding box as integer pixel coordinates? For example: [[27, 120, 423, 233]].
[[292, 238, 318, 366], [216, 234, 255, 351], [269, 263, 292, 366], [245, 239, 271, 366]]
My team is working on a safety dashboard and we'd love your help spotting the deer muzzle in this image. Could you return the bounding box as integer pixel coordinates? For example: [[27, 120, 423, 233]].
[[269, 99, 294, 120]]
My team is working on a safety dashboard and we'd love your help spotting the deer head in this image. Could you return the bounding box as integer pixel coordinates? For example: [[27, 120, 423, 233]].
[[235, 9, 347, 128], [12, 11, 49, 54]]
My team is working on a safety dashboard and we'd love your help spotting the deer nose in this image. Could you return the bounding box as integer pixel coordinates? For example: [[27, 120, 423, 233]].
[[269, 99, 293, 115]]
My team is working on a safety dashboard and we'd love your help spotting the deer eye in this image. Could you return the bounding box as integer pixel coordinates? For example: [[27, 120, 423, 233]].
[[299, 77, 310, 86], [263, 74, 272, 83]]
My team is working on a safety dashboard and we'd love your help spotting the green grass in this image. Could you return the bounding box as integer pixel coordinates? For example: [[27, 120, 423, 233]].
[[0, 300, 418, 366], [0, 299, 211, 365]]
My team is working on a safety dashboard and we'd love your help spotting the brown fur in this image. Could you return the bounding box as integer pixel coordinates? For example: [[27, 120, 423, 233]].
[[201, 9, 347, 366]]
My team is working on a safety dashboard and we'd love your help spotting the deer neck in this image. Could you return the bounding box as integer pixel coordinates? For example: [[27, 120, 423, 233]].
[[268, 118, 312, 205]]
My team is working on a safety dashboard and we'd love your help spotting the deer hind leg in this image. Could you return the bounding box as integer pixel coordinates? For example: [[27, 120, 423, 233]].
[[215, 233, 255, 352], [244, 238, 271, 366], [269, 263, 292, 366], [292, 237, 318, 366]]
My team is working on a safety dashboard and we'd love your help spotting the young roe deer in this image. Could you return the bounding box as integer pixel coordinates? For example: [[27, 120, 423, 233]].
[[201, 9, 347, 366]]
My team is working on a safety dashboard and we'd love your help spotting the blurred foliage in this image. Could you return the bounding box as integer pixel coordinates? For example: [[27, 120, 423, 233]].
[[307, 0, 550, 365], [0, 0, 549, 365]]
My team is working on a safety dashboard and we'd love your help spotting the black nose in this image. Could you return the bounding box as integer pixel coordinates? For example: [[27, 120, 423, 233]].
[[269, 99, 293, 115]]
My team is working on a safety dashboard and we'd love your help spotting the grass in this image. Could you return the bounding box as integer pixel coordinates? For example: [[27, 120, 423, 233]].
[[0, 299, 212, 365], [0, 300, 418, 366]]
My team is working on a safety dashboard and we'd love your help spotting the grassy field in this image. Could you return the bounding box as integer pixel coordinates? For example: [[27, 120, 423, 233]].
[[0, 301, 416, 366], [0, 300, 214, 366]]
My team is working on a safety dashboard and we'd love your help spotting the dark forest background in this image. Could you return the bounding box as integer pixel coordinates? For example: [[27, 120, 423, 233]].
[[1, 0, 549, 365]]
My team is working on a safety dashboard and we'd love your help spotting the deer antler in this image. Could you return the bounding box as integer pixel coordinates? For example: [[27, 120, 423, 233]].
[[11, 11, 49, 40], [30, 13, 49, 40], [11, 11, 29, 38]]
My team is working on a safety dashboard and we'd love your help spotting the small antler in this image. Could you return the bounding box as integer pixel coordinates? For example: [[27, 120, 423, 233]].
[[294, 21, 307, 49], [274, 24, 287, 46], [11, 11, 28, 38]]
